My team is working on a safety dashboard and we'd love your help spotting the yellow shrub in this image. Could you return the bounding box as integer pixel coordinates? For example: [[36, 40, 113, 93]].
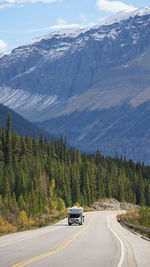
[[17, 210, 28, 227], [0, 216, 17, 235]]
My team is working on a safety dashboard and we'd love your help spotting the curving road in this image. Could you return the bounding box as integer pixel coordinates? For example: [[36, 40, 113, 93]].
[[0, 211, 149, 267]]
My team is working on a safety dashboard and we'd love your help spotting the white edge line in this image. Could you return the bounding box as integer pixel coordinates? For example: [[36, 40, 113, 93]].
[[0, 236, 37, 248], [107, 215, 124, 267]]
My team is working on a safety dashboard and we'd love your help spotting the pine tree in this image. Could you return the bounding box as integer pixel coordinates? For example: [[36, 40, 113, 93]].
[[71, 163, 81, 204], [18, 194, 25, 211], [5, 113, 12, 165]]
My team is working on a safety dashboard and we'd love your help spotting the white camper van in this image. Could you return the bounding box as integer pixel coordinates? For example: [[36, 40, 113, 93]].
[[67, 206, 84, 225]]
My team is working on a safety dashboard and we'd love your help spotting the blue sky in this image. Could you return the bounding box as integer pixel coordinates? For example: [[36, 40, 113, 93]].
[[0, 0, 150, 52]]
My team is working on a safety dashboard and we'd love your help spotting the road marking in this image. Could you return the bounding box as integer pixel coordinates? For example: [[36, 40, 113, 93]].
[[123, 238, 137, 267], [12, 215, 94, 267], [107, 215, 124, 267], [0, 237, 38, 248]]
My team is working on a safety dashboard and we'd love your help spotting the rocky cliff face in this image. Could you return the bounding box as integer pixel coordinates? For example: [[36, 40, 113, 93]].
[[1, 8, 150, 163], [92, 198, 139, 211]]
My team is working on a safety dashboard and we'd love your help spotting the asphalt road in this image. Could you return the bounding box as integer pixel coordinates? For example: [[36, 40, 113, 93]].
[[0, 211, 150, 267]]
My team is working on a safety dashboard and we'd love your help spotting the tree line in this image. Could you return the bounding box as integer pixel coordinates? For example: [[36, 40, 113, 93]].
[[0, 113, 150, 226]]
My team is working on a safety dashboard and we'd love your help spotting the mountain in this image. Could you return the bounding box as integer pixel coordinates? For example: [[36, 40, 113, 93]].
[[0, 103, 49, 138], [1, 7, 150, 163]]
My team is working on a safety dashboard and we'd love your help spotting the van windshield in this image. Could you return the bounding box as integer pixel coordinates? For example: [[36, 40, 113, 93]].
[[69, 214, 81, 218]]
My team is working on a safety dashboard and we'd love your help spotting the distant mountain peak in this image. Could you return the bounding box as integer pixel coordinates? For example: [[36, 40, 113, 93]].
[[23, 7, 150, 48], [97, 7, 150, 27]]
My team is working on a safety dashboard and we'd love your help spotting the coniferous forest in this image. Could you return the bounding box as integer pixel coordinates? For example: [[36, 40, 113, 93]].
[[0, 113, 150, 233]]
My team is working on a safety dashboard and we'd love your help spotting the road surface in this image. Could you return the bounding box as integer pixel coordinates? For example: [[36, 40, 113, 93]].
[[0, 211, 149, 267]]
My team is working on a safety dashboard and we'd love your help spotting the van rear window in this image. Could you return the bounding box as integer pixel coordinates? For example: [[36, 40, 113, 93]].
[[69, 214, 80, 218]]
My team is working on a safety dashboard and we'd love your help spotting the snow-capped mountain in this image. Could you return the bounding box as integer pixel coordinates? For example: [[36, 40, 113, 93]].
[[1, 7, 150, 163]]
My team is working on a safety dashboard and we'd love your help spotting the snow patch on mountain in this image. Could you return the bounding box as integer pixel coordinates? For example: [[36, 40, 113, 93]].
[[0, 50, 11, 59], [98, 7, 150, 26], [26, 28, 89, 46], [92, 28, 119, 41]]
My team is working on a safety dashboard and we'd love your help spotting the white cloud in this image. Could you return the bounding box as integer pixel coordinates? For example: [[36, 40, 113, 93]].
[[4, 0, 16, 3], [22, 0, 60, 3], [0, 0, 62, 9], [25, 21, 96, 33], [0, 39, 7, 51], [26, 23, 85, 33], [96, 0, 135, 13], [0, 3, 12, 9]]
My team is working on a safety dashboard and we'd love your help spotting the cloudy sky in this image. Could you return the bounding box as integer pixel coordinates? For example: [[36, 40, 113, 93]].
[[0, 0, 149, 52]]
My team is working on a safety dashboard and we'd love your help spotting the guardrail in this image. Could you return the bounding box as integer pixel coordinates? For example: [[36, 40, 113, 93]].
[[119, 219, 150, 239]]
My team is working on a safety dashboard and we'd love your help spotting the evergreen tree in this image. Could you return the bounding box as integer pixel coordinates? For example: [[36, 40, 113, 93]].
[[5, 113, 12, 165]]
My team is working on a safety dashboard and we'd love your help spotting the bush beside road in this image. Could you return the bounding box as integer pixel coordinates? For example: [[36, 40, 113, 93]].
[[119, 208, 150, 239]]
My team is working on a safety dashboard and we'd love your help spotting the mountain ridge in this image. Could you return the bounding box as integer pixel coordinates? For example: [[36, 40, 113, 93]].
[[1, 8, 150, 163], [0, 103, 50, 138]]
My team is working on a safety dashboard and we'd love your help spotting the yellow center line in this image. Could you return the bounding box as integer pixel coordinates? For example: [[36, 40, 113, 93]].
[[12, 215, 94, 267]]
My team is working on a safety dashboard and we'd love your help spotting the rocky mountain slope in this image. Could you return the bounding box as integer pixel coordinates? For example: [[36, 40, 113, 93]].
[[1, 8, 150, 163], [92, 198, 139, 211]]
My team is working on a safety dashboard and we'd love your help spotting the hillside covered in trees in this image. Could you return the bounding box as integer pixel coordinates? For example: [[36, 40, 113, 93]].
[[0, 103, 50, 138], [0, 114, 150, 233]]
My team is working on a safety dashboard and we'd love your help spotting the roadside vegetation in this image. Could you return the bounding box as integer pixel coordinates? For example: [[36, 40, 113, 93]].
[[0, 113, 150, 235], [120, 207, 150, 238], [0, 210, 67, 236]]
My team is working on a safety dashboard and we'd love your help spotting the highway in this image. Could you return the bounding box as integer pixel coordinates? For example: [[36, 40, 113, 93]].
[[0, 211, 150, 267]]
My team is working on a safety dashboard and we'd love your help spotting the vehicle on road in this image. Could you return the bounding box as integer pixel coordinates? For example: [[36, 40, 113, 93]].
[[68, 206, 84, 225]]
